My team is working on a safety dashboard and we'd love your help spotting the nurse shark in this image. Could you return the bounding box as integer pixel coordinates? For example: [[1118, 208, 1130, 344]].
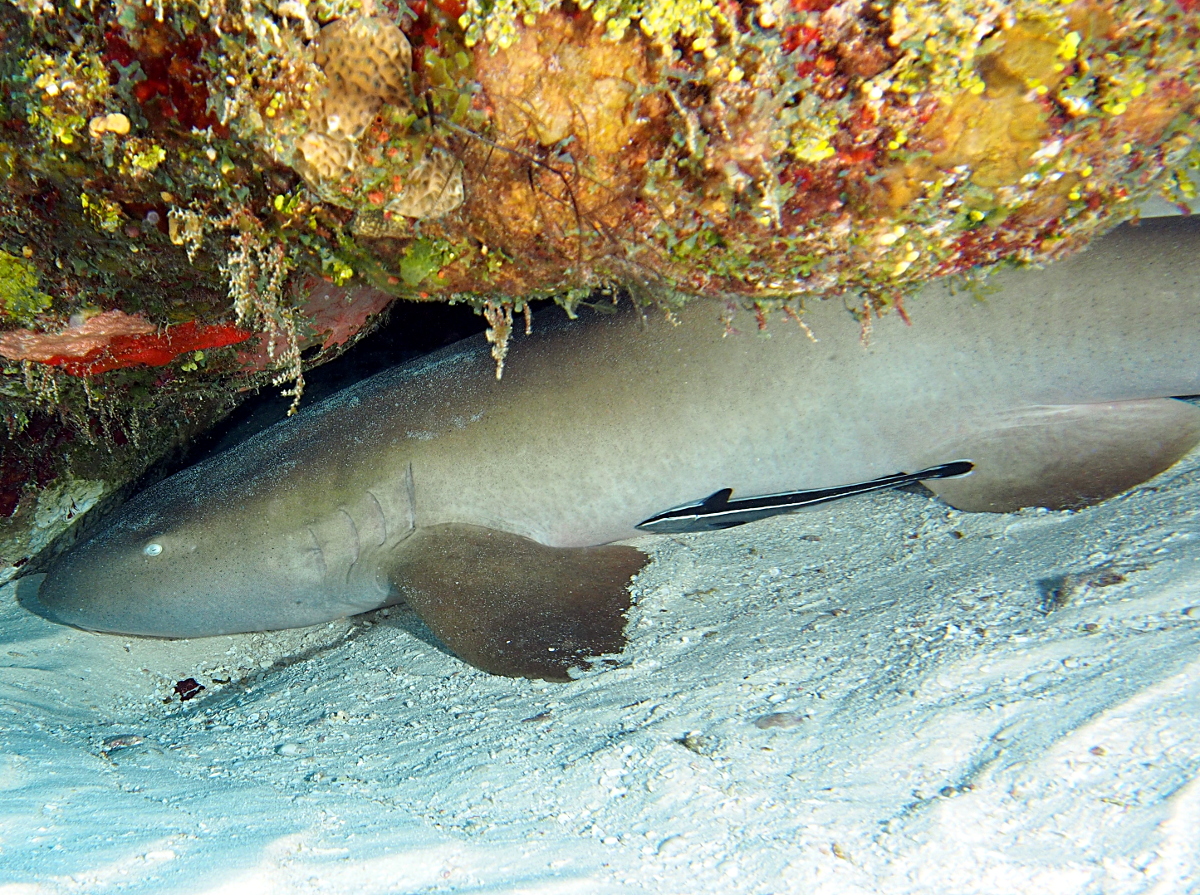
[[30, 216, 1200, 680]]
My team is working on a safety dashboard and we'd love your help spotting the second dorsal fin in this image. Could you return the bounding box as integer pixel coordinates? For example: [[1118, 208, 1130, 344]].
[[923, 399, 1200, 512]]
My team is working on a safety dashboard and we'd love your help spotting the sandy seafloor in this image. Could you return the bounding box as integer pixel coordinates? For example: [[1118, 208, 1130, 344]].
[[1, 423, 1199, 895]]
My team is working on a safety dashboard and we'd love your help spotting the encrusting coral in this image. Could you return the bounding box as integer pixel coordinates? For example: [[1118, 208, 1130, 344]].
[[0, 0, 1197, 571]]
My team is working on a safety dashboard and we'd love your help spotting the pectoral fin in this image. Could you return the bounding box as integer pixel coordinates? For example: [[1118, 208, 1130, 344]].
[[386, 524, 647, 681], [923, 398, 1200, 512]]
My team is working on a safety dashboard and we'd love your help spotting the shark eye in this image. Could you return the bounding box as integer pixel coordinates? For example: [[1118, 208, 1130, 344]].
[[144, 542, 163, 557]]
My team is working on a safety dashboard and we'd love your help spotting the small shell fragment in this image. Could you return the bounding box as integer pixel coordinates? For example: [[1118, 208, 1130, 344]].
[[753, 712, 807, 729], [101, 734, 145, 753]]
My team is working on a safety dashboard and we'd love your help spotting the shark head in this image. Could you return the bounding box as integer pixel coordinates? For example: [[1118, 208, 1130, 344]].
[[32, 459, 362, 639]]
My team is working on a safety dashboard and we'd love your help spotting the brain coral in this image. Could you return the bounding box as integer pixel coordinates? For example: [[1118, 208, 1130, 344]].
[[284, 14, 465, 222]]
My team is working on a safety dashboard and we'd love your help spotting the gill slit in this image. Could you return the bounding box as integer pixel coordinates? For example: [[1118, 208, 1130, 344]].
[[405, 462, 416, 532], [306, 527, 328, 577], [338, 508, 361, 586], [365, 489, 388, 544]]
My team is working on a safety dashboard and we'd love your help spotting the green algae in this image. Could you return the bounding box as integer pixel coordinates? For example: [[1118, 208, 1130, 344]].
[[0, 251, 52, 325]]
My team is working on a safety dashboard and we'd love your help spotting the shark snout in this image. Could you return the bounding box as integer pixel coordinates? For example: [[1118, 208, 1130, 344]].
[[27, 555, 106, 632]]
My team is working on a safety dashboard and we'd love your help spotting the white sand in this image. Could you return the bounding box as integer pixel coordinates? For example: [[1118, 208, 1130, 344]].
[[2, 438, 1199, 894]]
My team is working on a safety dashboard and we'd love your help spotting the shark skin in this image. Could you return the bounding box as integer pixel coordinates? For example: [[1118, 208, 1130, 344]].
[[30, 216, 1200, 680]]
